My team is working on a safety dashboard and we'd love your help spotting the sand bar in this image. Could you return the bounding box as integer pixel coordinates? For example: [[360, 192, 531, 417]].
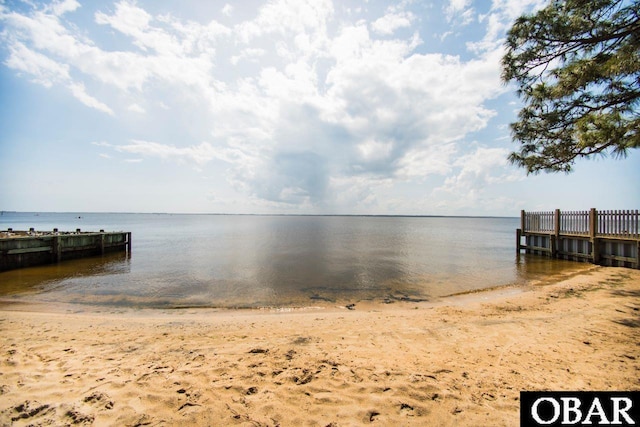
[[1, 266, 639, 426]]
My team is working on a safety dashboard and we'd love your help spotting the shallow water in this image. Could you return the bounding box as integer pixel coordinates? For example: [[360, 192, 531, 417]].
[[0, 212, 592, 308]]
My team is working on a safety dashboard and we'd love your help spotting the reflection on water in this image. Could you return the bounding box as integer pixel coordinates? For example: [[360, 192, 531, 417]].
[[0, 213, 595, 308], [514, 253, 593, 284], [0, 252, 131, 295]]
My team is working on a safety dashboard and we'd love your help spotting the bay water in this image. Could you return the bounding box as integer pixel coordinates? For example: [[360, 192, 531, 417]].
[[0, 212, 590, 309]]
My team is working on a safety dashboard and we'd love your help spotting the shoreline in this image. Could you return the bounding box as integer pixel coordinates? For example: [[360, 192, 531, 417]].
[[1, 266, 638, 426], [0, 281, 526, 316], [0, 262, 594, 315]]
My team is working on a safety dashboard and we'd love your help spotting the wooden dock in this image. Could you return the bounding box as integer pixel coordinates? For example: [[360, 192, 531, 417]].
[[0, 228, 131, 272], [517, 209, 639, 269]]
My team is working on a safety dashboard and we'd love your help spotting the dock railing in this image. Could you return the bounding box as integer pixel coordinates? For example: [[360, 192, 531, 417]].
[[597, 210, 640, 238], [518, 209, 639, 269], [522, 209, 640, 239]]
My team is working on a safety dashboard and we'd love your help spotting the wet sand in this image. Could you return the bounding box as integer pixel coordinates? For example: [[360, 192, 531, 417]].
[[1, 266, 639, 426]]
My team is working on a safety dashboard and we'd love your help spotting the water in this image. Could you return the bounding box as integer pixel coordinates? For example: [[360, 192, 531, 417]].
[[0, 212, 591, 308]]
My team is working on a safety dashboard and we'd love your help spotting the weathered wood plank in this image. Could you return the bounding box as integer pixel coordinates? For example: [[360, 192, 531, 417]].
[[599, 254, 637, 263], [7, 246, 52, 255], [556, 251, 593, 260]]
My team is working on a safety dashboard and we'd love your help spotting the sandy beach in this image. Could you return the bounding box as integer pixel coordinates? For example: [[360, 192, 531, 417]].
[[1, 266, 638, 426]]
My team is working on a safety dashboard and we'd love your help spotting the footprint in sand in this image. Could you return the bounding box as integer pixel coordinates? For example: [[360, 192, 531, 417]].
[[83, 391, 114, 410]]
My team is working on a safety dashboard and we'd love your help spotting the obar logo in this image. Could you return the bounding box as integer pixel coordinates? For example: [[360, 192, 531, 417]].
[[521, 392, 639, 426]]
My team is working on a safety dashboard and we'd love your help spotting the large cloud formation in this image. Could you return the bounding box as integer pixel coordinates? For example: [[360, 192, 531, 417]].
[[1, 0, 545, 213]]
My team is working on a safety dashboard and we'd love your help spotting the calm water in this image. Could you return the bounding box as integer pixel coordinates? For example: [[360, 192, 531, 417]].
[[0, 212, 591, 308]]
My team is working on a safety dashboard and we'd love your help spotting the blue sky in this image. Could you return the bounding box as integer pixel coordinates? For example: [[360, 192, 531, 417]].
[[1, 0, 638, 215]]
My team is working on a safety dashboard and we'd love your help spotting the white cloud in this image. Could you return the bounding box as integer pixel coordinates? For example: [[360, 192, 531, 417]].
[[468, 0, 547, 53], [439, 30, 453, 42], [448, 0, 471, 13], [234, 0, 333, 44], [2, 3, 146, 92], [95, 2, 150, 34], [127, 103, 146, 113], [5, 42, 70, 87], [204, 6, 509, 207], [436, 146, 522, 197], [114, 140, 220, 166], [68, 82, 114, 115], [91, 141, 111, 147], [0, 0, 543, 213], [221, 4, 233, 17], [49, 0, 80, 16], [3, 0, 227, 96], [230, 48, 266, 65], [418, 145, 524, 213], [328, 175, 393, 210], [323, 31, 502, 145], [444, 0, 474, 25], [3, 7, 87, 61], [357, 139, 393, 163], [397, 143, 457, 179], [371, 11, 415, 35]]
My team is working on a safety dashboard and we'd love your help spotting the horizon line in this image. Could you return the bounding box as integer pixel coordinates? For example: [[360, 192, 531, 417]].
[[0, 210, 518, 219]]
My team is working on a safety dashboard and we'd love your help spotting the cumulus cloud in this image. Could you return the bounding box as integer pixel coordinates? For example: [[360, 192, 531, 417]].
[[234, 0, 333, 45], [371, 11, 415, 35], [0, 0, 542, 212], [433, 145, 523, 210]]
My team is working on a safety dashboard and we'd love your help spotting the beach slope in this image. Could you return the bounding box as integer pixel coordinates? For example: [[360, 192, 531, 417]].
[[1, 266, 638, 426]]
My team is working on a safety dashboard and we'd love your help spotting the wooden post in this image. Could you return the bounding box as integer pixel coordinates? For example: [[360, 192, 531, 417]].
[[52, 235, 57, 263], [53, 235, 61, 263], [100, 233, 105, 255], [589, 208, 597, 238], [554, 209, 560, 258], [127, 232, 132, 253], [516, 228, 522, 253], [589, 208, 599, 265], [520, 210, 526, 233]]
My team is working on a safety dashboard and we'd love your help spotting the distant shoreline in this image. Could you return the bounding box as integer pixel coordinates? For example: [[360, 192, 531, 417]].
[[1, 211, 518, 219]]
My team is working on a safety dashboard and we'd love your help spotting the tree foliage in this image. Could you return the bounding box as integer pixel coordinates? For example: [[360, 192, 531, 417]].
[[502, 0, 640, 173]]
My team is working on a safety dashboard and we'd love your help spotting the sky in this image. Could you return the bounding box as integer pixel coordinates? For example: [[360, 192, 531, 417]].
[[0, 0, 638, 216]]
